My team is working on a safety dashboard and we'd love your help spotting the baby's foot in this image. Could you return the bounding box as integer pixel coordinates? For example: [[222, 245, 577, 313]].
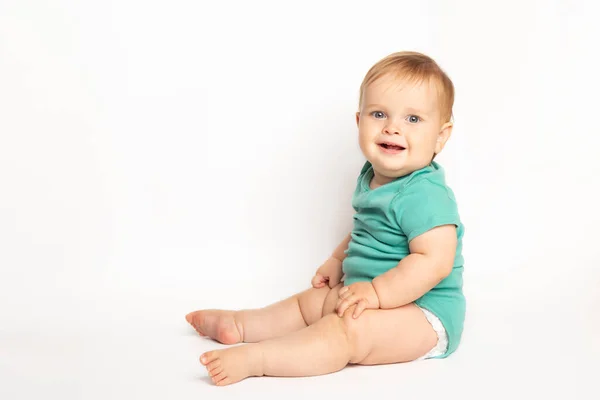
[[185, 310, 243, 345], [200, 344, 263, 386]]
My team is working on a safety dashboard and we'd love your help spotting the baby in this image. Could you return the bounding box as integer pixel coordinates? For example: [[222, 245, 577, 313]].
[[186, 51, 466, 386]]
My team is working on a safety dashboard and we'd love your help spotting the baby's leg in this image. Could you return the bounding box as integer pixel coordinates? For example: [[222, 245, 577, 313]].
[[201, 303, 437, 386], [185, 283, 343, 344]]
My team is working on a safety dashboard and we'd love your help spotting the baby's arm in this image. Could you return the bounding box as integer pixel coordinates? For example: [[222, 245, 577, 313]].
[[331, 233, 352, 263], [372, 225, 456, 309]]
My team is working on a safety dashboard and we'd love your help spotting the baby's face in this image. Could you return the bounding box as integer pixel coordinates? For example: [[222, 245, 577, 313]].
[[357, 74, 452, 185]]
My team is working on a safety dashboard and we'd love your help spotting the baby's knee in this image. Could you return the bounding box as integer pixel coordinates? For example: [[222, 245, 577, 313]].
[[339, 306, 370, 363], [298, 285, 333, 325], [339, 306, 361, 338]]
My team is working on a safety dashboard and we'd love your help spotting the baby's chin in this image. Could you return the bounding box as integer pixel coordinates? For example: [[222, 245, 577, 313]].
[[371, 160, 412, 180], [370, 157, 432, 180], [372, 165, 412, 181]]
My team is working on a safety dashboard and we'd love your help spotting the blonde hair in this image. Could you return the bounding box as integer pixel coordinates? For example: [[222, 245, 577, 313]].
[[358, 51, 455, 123]]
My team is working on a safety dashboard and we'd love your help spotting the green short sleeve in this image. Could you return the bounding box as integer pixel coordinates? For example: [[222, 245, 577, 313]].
[[352, 161, 373, 212], [393, 179, 461, 242]]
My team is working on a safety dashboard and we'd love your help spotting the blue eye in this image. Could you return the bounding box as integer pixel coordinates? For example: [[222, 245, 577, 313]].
[[406, 115, 421, 123], [371, 111, 386, 119]]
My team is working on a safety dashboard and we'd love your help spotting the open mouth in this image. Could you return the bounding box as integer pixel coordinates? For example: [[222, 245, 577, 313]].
[[379, 143, 405, 151]]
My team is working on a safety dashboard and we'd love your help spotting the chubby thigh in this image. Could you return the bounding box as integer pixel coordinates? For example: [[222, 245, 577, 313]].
[[305, 283, 438, 364], [323, 288, 438, 364], [347, 303, 438, 364]]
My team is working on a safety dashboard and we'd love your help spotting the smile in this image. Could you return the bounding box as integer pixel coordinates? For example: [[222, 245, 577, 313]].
[[378, 142, 406, 154]]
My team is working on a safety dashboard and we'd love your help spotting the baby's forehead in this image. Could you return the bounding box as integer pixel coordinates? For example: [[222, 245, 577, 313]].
[[364, 74, 442, 112], [368, 76, 438, 99]]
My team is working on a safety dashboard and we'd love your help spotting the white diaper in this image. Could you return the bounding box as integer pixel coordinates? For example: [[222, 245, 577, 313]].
[[416, 306, 448, 360]]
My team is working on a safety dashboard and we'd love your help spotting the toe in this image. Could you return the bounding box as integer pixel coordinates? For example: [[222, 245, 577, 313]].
[[186, 311, 200, 325], [207, 360, 221, 372], [200, 351, 218, 365], [216, 377, 232, 386], [209, 366, 223, 377], [212, 371, 227, 385], [194, 326, 206, 336], [186, 312, 205, 335]]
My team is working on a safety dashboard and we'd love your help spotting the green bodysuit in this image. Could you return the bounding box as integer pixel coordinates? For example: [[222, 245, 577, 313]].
[[343, 161, 466, 358]]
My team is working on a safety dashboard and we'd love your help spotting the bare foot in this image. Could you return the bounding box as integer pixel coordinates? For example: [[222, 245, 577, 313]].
[[185, 310, 243, 345], [200, 345, 264, 386]]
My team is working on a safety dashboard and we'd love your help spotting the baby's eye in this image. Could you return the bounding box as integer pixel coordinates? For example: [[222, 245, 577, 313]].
[[406, 115, 421, 123], [370, 111, 386, 119]]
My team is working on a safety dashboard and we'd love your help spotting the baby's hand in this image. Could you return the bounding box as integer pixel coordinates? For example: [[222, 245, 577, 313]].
[[336, 282, 380, 319], [311, 257, 343, 289]]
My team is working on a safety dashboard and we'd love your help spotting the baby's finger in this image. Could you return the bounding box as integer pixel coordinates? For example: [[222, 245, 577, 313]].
[[311, 275, 324, 288], [338, 289, 352, 300], [335, 297, 344, 313], [353, 300, 367, 319], [337, 297, 355, 317], [336, 302, 346, 317]]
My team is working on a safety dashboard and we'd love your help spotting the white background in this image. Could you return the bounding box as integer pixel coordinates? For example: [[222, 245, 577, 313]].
[[1, 0, 599, 398]]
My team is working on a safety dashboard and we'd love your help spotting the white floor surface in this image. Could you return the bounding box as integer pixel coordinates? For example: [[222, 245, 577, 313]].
[[2, 268, 599, 400]]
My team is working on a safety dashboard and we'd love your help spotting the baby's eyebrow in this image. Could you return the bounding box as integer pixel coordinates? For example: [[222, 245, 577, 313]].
[[363, 103, 387, 109], [404, 107, 429, 115]]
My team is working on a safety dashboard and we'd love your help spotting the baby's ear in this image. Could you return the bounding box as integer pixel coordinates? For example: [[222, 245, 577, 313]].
[[435, 122, 453, 154], [355, 112, 360, 127]]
